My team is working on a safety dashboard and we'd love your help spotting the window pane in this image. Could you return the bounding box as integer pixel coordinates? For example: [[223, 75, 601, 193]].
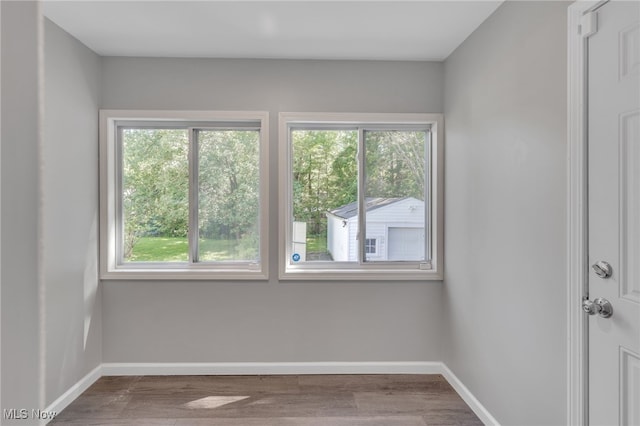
[[365, 238, 377, 254], [364, 130, 427, 262], [291, 129, 358, 262], [198, 130, 260, 262], [121, 128, 189, 262]]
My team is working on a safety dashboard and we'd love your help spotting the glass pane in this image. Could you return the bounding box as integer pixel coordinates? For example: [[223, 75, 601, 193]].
[[291, 129, 358, 262], [121, 128, 189, 262], [364, 130, 427, 262], [198, 130, 260, 262]]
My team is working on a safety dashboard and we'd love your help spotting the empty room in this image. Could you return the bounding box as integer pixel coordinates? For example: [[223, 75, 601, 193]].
[[1, 0, 638, 425]]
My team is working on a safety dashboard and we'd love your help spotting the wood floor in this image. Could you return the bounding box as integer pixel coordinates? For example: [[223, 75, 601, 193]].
[[49, 375, 483, 426]]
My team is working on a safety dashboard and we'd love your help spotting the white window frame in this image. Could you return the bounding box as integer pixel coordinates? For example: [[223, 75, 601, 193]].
[[278, 112, 444, 281], [99, 110, 269, 280], [364, 238, 377, 255]]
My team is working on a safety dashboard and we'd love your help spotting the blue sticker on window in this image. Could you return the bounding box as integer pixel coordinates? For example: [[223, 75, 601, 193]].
[[292, 253, 301, 262]]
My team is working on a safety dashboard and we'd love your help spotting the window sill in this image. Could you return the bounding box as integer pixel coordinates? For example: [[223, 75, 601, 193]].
[[100, 266, 268, 281], [278, 267, 443, 281]]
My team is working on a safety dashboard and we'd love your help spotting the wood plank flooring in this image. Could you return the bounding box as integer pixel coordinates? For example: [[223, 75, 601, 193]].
[[49, 375, 483, 426]]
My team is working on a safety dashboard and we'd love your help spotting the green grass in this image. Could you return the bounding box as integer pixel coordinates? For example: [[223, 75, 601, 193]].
[[307, 235, 327, 253], [128, 237, 188, 262], [128, 237, 257, 262], [129, 235, 326, 262]]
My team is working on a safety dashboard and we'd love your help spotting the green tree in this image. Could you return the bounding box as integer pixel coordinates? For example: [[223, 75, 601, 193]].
[[292, 130, 357, 236], [122, 128, 189, 259], [198, 130, 260, 260], [365, 130, 425, 200]]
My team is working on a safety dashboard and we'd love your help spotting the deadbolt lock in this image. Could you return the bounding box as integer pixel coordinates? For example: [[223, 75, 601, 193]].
[[592, 261, 613, 279]]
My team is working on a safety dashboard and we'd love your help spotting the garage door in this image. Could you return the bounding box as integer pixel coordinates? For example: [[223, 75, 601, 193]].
[[388, 227, 424, 261]]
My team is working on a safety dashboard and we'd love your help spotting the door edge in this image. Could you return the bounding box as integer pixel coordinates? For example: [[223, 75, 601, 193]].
[[567, 1, 607, 424]]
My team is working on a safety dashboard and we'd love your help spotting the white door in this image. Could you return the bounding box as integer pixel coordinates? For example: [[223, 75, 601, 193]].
[[388, 227, 424, 261], [587, 1, 640, 424]]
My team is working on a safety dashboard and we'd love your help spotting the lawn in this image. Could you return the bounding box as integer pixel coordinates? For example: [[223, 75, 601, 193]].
[[129, 235, 327, 262], [128, 237, 257, 262], [307, 234, 327, 253], [305, 234, 334, 260]]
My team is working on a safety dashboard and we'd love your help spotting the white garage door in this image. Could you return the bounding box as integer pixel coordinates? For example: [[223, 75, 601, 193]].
[[388, 227, 424, 261]]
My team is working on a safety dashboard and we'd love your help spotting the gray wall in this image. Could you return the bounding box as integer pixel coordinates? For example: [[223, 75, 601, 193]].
[[0, 11, 103, 417], [43, 19, 102, 406], [442, 2, 568, 425], [1, 1, 41, 421], [100, 58, 445, 363]]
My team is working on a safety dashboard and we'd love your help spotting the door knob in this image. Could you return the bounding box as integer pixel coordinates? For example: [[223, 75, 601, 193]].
[[582, 297, 613, 318], [592, 261, 613, 278]]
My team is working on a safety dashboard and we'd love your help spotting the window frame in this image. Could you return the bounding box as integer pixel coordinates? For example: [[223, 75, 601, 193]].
[[278, 112, 444, 281], [99, 110, 270, 280], [364, 238, 378, 255]]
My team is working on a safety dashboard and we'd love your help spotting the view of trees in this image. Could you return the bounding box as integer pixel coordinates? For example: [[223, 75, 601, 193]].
[[122, 129, 189, 260], [364, 130, 426, 200], [198, 129, 260, 261], [292, 129, 427, 259], [122, 128, 260, 262], [121, 127, 426, 262], [292, 130, 358, 237]]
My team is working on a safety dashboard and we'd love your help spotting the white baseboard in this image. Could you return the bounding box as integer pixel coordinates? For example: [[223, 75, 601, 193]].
[[101, 361, 442, 376], [42, 365, 101, 425], [440, 363, 500, 426], [46, 361, 498, 426]]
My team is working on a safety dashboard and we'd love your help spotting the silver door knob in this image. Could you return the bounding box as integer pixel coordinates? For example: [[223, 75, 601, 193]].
[[592, 261, 613, 278], [582, 297, 613, 318]]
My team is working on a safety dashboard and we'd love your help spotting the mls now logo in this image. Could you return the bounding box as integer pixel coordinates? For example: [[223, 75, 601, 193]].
[[3, 408, 57, 420], [3, 409, 28, 419]]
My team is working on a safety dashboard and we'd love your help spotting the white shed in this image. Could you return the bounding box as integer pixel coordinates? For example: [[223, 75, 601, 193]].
[[326, 197, 425, 262]]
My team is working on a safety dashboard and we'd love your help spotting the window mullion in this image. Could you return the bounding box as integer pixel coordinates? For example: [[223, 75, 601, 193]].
[[424, 130, 432, 263], [115, 126, 125, 265], [357, 128, 366, 265], [189, 128, 199, 263], [287, 126, 295, 265]]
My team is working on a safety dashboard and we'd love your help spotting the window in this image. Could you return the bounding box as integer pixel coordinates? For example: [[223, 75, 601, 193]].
[[279, 112, 443, 280], [364, 238, 377, 255], [100, 110, 269, 279]]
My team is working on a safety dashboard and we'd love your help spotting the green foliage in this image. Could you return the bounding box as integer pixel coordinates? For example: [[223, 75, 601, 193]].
[[198, 130, 259, 256], [122, 129, 189, 258], [292, 130, 357, 236], [122, 128, 260, 261], [365, 130, 426, 200]]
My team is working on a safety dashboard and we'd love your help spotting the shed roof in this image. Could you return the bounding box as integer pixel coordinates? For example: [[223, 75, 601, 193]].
[[328, 197, 406, 219]]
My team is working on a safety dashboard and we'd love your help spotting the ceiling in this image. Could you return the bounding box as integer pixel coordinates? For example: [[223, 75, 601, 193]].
[[42, 1, 503, 61]]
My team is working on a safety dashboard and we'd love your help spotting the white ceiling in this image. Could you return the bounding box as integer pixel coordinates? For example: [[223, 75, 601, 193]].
[[42, 1, 503, 61]]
